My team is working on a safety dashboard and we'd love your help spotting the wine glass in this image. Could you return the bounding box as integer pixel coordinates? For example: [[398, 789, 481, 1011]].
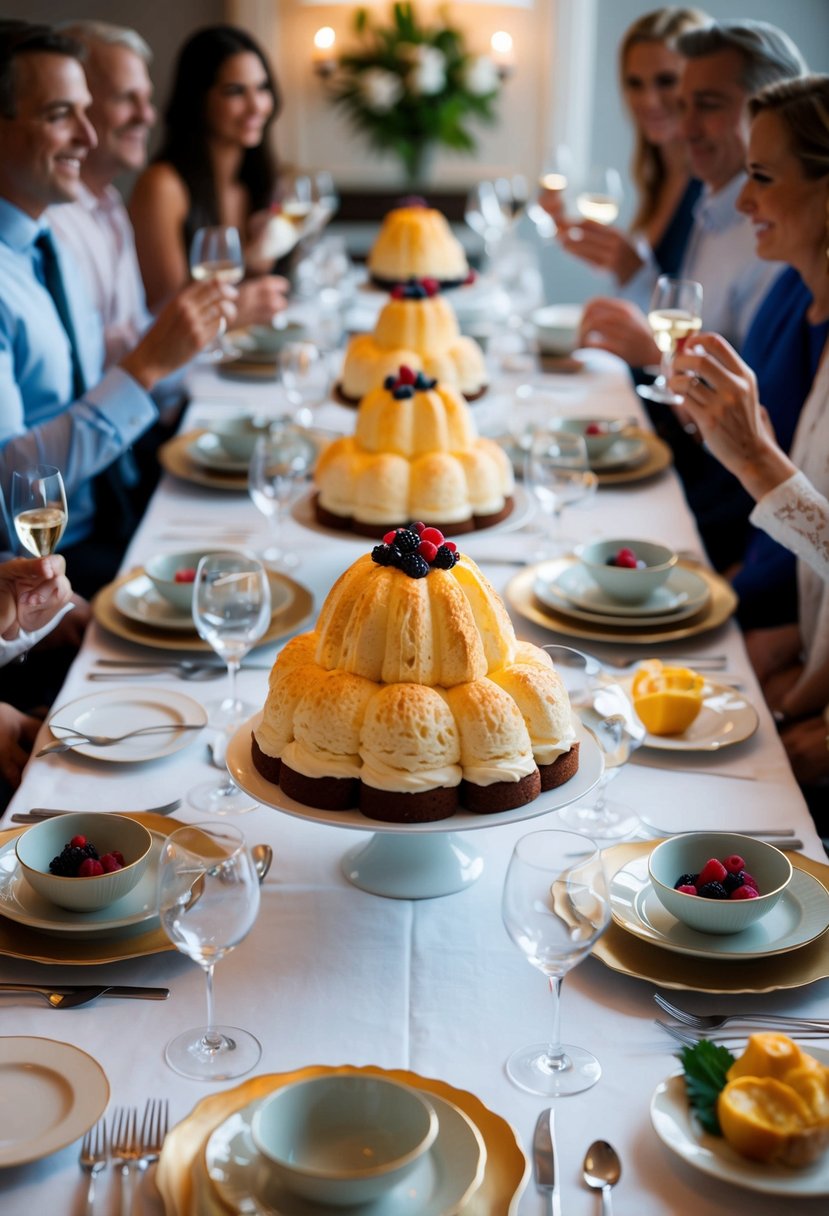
[[575, 166, 624, 226], [11, 465, 68, 556], [638, 275, 704, 405], [158, 822, 261, 1080], [532, 144, 573, 235], [189, 553, 271, 814], [544, 645, 646, 841], [278, 175, 316, 238], [189, 226, 244, 360], [248, 427, 316, 569], [280, 341, 332, 427], [502, 830, 611, 1096], [464, 180, 511, 258], [525, 430, 598, 558]]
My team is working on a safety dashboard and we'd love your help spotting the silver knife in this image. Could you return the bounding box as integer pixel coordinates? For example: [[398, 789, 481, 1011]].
[[0, 984, 169, 999], [534, 1107, 561, 1216]]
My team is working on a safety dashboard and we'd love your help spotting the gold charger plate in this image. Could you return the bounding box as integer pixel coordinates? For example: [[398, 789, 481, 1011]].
[[0, 813, 180, 965], [91, 569, 313, 654], [156, 1064, 529, 1216], [593, 840, 829, 993], [594, 429, 672, 485], [506, 557, 737, 645], [159, 430, 249, 490]]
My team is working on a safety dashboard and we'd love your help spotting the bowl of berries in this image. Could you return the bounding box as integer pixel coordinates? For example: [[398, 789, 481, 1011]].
[[552, 417, 632, 461], [145, 550, 215, 614], [648, 832, 793, 935], [15, 812, 153, 911], [575, 538, 677, 605]]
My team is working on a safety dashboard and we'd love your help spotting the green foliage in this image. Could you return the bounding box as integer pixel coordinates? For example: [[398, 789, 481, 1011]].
[[679, 1039, 735, 1136], [328, 3, 502, 181]]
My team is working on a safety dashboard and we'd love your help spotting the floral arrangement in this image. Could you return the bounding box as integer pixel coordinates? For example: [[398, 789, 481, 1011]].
[[329, 3, 502, 182]]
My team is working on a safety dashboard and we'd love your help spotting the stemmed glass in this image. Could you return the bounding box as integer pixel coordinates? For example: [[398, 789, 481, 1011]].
[[11, 465, 68, 556], [158, 822, 261, 1080], [525, 430, 598, 558], [464, 180, 512, 258], [638, 275, 703, 405], [532, 144, 573, 236], [575, 166, 624, 226], [280, 341, 332, 427], [248, 428, 316, 569], [189, 226, 244, 360], [502, 830, 611, 1095], [189, 553, 271, 813]]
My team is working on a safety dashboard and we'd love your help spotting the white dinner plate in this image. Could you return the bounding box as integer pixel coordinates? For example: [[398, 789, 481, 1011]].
[[48, 688, 207, 762], [609, 854, 829, 960], [533, 566, 710, 628], [551, 564, 710, 618], [0, 1037, 109, 1166], [651, 1046, 829, 1196], [0, 832, 164, 935], [620, 678, 759, 752], [205, 1089, 486, 1216], [113, 571, 292, 634], [186, 432, 250, 474]]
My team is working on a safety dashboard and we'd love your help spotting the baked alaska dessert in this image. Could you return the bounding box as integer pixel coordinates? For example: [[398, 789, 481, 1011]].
[[367, 199, 469, 289], [338, 279, 487, 403], [251, 529, 580, 822], [315, 367, 513, 535]]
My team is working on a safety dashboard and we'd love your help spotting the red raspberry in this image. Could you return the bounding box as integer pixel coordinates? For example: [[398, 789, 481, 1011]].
[[697, 858, 728, 887], [398, 365, 416, 385], [614, 550, 638, 569], [418, 541, 438, 562], [585, 422, 606, 435], [676, 884, 697, 896], [464, 270, 477, 284], [174, 568, 196, 583], [723, 854, 746, 874], [390, 285, 405, 299], [99, 853, 124, 873], [742, 871, 759, 891], [112, 851, 125, 866], [383, 531, 398, 545], [421, 277, 440, 296], [78, 858, 104, 877], [420, 527, 444, 546], [70, 834, 87, 848], [411, 522, 426, 535], [443, 541, 457, 553], [731, 885, 759, 900]]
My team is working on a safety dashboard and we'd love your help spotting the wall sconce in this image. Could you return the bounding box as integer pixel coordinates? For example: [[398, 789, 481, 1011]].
[[490, 31, 515, 81], [313, 27, 337, 78]]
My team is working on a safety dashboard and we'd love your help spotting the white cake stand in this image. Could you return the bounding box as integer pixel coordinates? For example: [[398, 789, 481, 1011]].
[[227, 716, 603, 900]]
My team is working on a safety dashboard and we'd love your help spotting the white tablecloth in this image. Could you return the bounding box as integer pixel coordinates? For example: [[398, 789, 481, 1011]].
[[1, 350, 826, 1216]]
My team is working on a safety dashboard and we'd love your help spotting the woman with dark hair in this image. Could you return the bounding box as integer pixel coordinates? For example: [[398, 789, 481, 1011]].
[[130, 24, 288, 324]]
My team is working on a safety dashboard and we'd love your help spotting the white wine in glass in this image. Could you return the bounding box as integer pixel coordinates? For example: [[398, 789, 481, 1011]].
[[638, 275, 703, 405], [575, 167, 623, 226], [12, 465, 68, 556], [189, 226, 244, 359]]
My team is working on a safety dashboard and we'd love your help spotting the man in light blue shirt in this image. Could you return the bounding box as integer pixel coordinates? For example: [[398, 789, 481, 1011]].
[[0, 23, 236, 595]]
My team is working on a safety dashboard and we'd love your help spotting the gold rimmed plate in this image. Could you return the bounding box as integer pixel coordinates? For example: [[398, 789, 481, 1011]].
[[159, 430, 249, 490]]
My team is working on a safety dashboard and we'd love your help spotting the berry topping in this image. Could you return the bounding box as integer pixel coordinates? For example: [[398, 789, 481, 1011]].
[[730, 885, 760, 900], [70, 834, 87, 848], [742, 872, 758, 891], [175, 568, 196, 583], [392, 385, 414, 399], [673, 855, 763, 899], [398, 195, 428, 208], [385, 364, 437, 396], [390, 285, 406, 299], [420, 527, 444, 546], [391, 528, 420, 554], [371, 530, 462, 577], [418, 540, 438, 562], [383, 530, 398, 545], [723, 871, 745, 894], [99, 852, 124, 873], [443, 540, 458, 553], [676, 884, 697, 896], [697, 858, 728, 888], [400, 552, 430, 578], [697, 881, 729, 900], [112, 851, 125, 866], [674, 873, 698, 890], [371, 544, 396, 567], [421, 277, 440, 296], [49, 839, 100, 876], [78, 858, 104, 877], [464, 269, 477, 285], [723, 854, 746, 874], [383, 374, 396, 390], [398, 365, 416, 385], [585, 422, 608, 435], [411, 521, 426, 535]]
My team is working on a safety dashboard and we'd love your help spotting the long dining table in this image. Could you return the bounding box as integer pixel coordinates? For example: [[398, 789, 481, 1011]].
[[1, 339, 827, 1216]]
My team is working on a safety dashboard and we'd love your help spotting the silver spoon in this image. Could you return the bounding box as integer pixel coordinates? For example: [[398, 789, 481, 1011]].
[[583, 1140, 621, 1216], [252, 844, 273, 882]]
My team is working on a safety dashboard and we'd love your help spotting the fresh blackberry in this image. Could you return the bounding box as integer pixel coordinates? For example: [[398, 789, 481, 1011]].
[[723, 871, 745, 894], [433, 544, 460, 569], [392, 529, 420, 554], [674, 873, 698, 890], [399, 552, 430, 578], [392, 386, 414, 399], [697, 880, 729, 900], [49, 841, 99, 876], [371, 544, 395, 567], [383, 374, 396, 390]]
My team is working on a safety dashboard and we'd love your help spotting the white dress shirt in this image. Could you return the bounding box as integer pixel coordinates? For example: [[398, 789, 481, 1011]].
[[0, 601, 74, 666]]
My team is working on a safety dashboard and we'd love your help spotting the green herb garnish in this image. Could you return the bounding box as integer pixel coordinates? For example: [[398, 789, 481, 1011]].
[[679, 1039, 735, 1135]]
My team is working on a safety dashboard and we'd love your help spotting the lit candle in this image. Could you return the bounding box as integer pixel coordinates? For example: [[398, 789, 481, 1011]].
[[490, 31, 515, 78], [313, 27, 337, 76]]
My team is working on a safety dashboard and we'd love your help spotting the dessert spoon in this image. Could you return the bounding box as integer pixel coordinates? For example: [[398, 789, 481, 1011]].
[[583, 1140, 621, 1216]]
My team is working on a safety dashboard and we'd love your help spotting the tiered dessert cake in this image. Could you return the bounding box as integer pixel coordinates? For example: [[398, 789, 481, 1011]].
[[339, 279, 487, 403], [367, 200, 469, 289], [252, 530, 580, 823]]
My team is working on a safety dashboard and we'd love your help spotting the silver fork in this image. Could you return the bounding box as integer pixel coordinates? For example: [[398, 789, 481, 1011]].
[[38, 723, 204, 756], [654, 993, 829, 1032], [655, 1019, 828, 1046], [133, 1099, 170, 1193], [111, 1106, 139, 1216], [639, 819, 794, 839], [11, 798, 182, 823], [79, 1117, 107, 1216]]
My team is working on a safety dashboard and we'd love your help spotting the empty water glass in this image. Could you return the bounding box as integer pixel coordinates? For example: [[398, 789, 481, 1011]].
[[280, 341, 331, 427], [248, 428, 316, 569], [525, 429, 598, 557]]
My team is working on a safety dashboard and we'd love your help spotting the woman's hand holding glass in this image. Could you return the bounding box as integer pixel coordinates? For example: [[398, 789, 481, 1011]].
[[638, 275, 703, 406]]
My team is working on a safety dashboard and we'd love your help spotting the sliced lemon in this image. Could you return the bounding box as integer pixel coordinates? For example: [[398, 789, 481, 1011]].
[[632, 659, 705, 735], [727, 1032, 807, 1082], [718, 1076, 813, 1162]]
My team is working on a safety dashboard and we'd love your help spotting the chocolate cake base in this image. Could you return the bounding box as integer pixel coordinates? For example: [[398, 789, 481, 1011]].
[[314, 493, 514, 539], [538, 742, 580, 792], [360, 782, 458, 823], [333, 380, 488, 408], [279, 761, 359, 811], [460, 769, 542, 814], [251, 734, 281, 785]]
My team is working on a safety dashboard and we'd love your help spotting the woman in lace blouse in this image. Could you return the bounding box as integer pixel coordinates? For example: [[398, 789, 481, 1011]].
[[672, 75, 829, 810]]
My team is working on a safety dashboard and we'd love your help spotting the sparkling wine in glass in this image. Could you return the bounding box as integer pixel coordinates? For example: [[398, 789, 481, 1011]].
[[638, 276, 704, 405], [158, 822, 261, 1080], [525, 430, 598, 558], [189, 553, 271, 813], [575, 166, 623, 226], [248, 427, 316, 569], [533, 144, 572, 235], [189, 226, 244, 360], [502, 829, 611, 1096], [11, 465, 68, 556]]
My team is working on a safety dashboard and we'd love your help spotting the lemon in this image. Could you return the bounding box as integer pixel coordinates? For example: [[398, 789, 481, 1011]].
[[727, 1032, 807, 1082], [718, 1076, 813, 1162], [632, 659, 705, 735]]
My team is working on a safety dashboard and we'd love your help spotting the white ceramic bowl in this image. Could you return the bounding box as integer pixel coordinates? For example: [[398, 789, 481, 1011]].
[[552, 416, 632, 461], [208, 416, 270, 462], [251, 1074, 439, 1206], [576, 538, 677, 604], [648, 832, 793, 935], [532, 304, 583, 355], [145, 549, 213, 613], [15, 812, 153, 912]]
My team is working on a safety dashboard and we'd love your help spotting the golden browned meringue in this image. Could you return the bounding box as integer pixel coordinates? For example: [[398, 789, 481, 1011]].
[[367, 206, 468, 284]]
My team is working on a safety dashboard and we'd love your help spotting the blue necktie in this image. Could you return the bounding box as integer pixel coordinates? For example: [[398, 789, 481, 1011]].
[[34, 230, 86, 399]]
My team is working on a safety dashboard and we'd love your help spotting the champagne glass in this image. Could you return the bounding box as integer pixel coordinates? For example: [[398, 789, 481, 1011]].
[[189, 553, 271, 814], [278, 175, 316, 237], [532, 144, 573, 236], [280, 341, 331, 427], [464, 180, 511, 258], [502, 830, 610, 1095], [525, 430, 598, 558], [248, 427, 316, 569], [638, 275, 704, 405], [11, 465, 68, 556], [575, 166, 624, 226], [189, 226, 244, 361], [158, 822, 261, 1080]]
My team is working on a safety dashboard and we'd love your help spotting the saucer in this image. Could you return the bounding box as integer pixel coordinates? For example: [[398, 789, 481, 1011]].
[[555, 564, 709, 617], [205, 1089, 486, 1215], [533, 566, 709, 628], [186, 432, 250, 474], [0, 833, 164, 935], [589, 435, 648, 470], [47, 687, 207, 762], [113, 571, 292, 634], [609, 854, 829, 960]]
